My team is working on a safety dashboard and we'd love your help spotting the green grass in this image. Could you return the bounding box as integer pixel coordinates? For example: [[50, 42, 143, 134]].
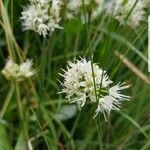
[[0, 0, 150, 149]]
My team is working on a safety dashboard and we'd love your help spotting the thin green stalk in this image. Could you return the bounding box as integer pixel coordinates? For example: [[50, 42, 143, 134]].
[[0, 83, 14, 119], [11, 0, 13, 29], [118, 111, 148, 139], [15, 81, 32, 149], [111, 25, 147, 77], [82, 0, 98, 102], [96, 118, 103, 150], [0, 0, 24, 62], [124, 0, 139, 23], [31, 108, 51, 150], [15, 82, 24, 120], [25, 80, 52, 150], [48, 111, 75, 150], [40, 39, 47, 93], [73, 33, 80, 55], [98, 70, 105, 100], [82, 2, 104, 149], [71, 110, 82, 137]]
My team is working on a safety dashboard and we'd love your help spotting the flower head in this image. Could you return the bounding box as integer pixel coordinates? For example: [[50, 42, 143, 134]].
[[1, 58, 36, 81], [21, 0, 62, 37], [104, 0, 145, 27], [95, 83, 130, 120], [66, 0, 104, 20], [66, 0, 145, 27], [60, 58, 130, 120]]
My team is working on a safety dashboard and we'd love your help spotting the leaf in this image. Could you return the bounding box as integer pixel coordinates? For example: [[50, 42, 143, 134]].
[[0, 124, 11, 150], [14, 131, 27, 150]]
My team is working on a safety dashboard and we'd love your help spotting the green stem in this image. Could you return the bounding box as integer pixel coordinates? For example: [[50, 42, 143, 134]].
[[31, 108, 51, 150], [111, 25, 147, 77], [96, 118, 103, 150], [11, 0, 13, 30], [125, 0, 139, 23], [15, 82, 24, 120], [82, 0, 98, 102], [15, 81, 32, 149], [0, 83, 14, 119], [82, 2, 103, 149]]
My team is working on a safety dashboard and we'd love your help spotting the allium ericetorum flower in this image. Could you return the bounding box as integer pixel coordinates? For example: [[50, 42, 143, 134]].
[[66, 0, 104, 20], [1, 58, 36, 81], [104, 0, 145, 27], [21, 0, 62, 37], [59, 58, 130, 120], [66, 0, 145, 27]]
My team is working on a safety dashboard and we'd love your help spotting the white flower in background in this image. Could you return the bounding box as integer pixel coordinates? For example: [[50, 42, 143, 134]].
[[19, 59, 36, 78], [104, 0, 122, 16], [66, 0, 104, 20], [91, 0, 104, 20], [104, 0, 145, 27], [29, 0, 48, 5], [21, 0, 62, 37], [66, 0, 91, 19], [60, 58, 130, 120], [66, 0, 145, 27], [1, 58, 36, 81]]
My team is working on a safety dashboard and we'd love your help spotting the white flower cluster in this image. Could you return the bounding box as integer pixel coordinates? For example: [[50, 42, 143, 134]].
[[104, 0, 145, 27], [66, 0, 145, 27], [1, 58, 36, 81], [66, 0, 104, 20], [60, 58, 130, 120], [21, 0, 62, 37]]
